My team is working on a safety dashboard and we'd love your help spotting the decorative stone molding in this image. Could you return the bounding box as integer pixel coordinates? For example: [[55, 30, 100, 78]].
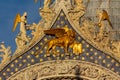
[[7, 60, 120, 80]]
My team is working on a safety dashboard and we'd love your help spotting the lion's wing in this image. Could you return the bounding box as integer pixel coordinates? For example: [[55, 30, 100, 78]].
[[44, 28, 66, 38]]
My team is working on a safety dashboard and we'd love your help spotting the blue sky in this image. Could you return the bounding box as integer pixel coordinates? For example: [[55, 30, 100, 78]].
[[0, 0, 42, 53]]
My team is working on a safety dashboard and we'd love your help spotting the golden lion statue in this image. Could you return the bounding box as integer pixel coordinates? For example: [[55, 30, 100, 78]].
[[35, 27, 76, 56]]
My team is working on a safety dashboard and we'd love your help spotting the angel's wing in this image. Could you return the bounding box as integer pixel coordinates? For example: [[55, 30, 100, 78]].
[[102, 10, 113, 29], [12, 13, 21, 32], [44, 28, 66, 38]]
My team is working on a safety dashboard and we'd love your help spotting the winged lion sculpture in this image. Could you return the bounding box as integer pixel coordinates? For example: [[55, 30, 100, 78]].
[[35, 27, 76, 56]]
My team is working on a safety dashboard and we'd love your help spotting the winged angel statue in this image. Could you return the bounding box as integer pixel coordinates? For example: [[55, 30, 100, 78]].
[[96, 9, 113, 39], [36, 26, 82, 56], [12, 12, 30, 51]]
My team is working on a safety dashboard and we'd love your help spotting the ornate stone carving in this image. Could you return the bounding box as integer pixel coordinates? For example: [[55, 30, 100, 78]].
[[95, 8, 120, 57], [34, 0, 52, 12], [40, 10, 55, 24], [42, 0, 52, 12], [78, 8, 120, 60], [0, 42, 11, 66], [7, 60, 120, 80], [73, 0, 85, 11], [98, 73, 116, 80], [27, 23, 44, 43], [80, 17, 96, 41], [68, 0, 85, 24], [39, 0, 55, 25]]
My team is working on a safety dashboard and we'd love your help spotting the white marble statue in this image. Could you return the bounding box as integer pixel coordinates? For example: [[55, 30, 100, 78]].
[[13, 12, 30, 52]]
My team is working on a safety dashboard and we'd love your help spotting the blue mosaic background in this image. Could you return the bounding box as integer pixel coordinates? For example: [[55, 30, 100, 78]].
[[0, 10, 120, 80]]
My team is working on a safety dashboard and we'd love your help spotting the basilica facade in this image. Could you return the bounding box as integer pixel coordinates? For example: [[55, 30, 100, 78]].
[[0, 0, 120, 80]]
